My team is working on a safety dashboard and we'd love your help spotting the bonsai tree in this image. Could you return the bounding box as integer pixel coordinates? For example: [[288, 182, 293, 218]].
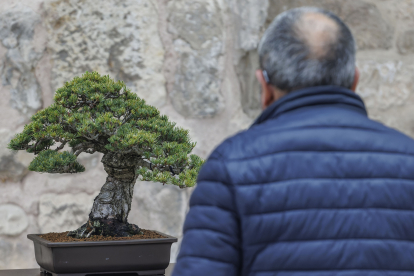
[[8, 71, 203, 238]]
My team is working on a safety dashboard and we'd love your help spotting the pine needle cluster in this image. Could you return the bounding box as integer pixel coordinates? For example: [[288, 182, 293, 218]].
[[8, 72, 204, 188]]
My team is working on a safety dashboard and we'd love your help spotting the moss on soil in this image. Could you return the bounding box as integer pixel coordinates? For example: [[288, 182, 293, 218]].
[[40, 229, 167, 242]]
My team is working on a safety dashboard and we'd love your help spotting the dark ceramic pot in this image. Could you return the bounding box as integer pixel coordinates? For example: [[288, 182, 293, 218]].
[[28, 231, 177, 276]]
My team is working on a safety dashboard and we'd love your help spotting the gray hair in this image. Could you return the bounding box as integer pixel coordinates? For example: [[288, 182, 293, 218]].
[[258, 7, 356, 92]]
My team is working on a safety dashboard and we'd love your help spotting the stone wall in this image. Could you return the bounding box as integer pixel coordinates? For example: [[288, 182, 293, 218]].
[[0, 0, 413, 269]]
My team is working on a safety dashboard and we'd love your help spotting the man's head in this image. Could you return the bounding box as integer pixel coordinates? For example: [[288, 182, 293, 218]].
[[256, 7, 359, 109]]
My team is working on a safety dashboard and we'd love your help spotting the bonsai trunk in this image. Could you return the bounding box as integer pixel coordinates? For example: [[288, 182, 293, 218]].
[[68, 153, 142, 238]]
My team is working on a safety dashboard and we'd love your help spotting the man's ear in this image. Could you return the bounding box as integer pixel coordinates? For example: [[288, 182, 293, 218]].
[[351, 67, 359, 92], [256, 70, 275, 110]]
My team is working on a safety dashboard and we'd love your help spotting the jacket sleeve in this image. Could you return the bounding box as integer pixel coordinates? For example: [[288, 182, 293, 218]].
[[172, 152, 241, 276]]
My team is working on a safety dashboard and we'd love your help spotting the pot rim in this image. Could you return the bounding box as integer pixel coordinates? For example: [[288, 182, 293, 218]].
[[27, 230, 178, 248]]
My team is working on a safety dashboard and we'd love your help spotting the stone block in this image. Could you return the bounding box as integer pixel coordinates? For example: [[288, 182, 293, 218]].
[[0, 239, 13, 269], [0, 128, 29, 182], [38, 193, 97, 233], [394, 0, 414, 26], [0, 6, 45, 117], [229, 0, 269, 118], [233, 0, 394, 119], [229, 0, 269, 53], [167, 0, 225, 118], [77, 152, 102, 171], [356, 59, 414, 138], [397, 30, 414, 55], [236, 50, 261, 119], [42, 0, 166, 108], [267, 0, 394, 50], [129, 180, 194, 262], [357, 60, 414, 111], [0, 204, 28, 236]]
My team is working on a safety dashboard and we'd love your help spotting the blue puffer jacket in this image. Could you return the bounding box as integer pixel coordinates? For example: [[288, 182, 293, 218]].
[[172, 86, 414, 276]]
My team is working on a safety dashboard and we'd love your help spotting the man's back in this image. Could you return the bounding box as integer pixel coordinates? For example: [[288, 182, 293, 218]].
[[173, 6, 414, 276], [173, 86, 414, 276]]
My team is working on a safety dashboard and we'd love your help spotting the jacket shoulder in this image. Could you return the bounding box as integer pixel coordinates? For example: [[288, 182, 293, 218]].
[[207, 130, 252, 161], [210, 113, 414, 163]]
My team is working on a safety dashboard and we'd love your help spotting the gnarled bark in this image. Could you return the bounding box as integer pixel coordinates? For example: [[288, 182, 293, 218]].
[[89, 168, 136, 223], [68, 153, 142, 238]]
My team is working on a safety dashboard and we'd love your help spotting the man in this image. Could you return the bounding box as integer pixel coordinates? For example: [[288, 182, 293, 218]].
[[173, 7, 414, 276]]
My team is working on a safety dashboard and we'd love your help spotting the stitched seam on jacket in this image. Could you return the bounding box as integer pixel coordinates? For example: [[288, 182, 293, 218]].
[[176, 255, 237, 265], [185, 156, 242, 272], [248, 124, 388, 137], [184, 228, 239, 248], [245, 207, 414, 217], [249, 238, 414, 248], [225, 150, 414, 162], [235, 124, 400, 150], [220, 158, 244, 275], [189, 204, 237, 215], [234, 177, 414, 186], [195, 179, 233, 186], [251, 268, 414, 273], [236, 177, 414, 187]]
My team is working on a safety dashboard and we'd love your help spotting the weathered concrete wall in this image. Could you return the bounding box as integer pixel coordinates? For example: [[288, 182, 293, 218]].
[[0, 0, 413, 269]]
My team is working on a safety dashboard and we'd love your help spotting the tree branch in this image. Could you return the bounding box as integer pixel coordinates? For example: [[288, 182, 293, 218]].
[[135, 159, 181, 175], [82, 133, 100, 142], [72, 141, 99, 156], [55, 139, 67, 151]]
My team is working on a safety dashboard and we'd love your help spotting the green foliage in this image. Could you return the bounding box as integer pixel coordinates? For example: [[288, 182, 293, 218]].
[[138, 154, 204, 188], [28, 150, 85, 173], [8, 71, 204, 188]]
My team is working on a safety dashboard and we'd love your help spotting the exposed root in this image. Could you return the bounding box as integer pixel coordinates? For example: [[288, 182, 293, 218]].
[[80, 227, 87, 238], [86, 228, 95, 238], [67, 223, 87, 238], [67, 219, 141, 239]]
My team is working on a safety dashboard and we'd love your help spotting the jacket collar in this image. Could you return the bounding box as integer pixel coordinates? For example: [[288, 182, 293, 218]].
[[252, 85, 367, 127]]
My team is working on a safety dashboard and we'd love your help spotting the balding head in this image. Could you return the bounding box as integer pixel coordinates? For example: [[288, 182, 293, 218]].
[[295, 12, 339, 59], [258, 7, 356, 92]]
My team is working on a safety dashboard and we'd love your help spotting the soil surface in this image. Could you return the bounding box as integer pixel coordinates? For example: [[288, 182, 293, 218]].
[[40, 229, 167, 242]]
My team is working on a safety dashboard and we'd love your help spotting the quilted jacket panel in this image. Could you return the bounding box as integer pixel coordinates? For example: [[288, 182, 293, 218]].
[[172, 86, 414, 276]]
